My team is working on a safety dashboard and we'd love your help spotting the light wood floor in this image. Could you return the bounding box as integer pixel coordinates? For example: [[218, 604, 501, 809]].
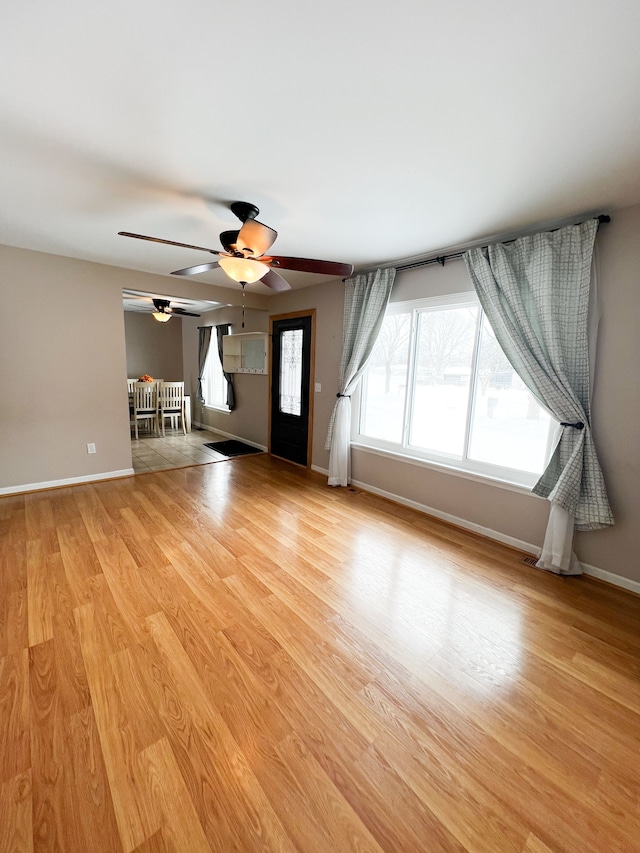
[[2, 456, 640, 852]]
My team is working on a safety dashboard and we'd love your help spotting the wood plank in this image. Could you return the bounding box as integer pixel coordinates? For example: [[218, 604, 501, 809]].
[[375, 729, 528, 853], [0, 650, 30, 783], [141, 611, 296, 853], [0, 590, 28, 660], [224, 579, 386, 743], [275, 731, 385, 853], [24, 495, 55, 542], [0, 770, 33, 853], [137, 738, 210, 853], [138, 656, 252, 852], [351, 743, 467, 853], [74, 603, 159, 851], [29, 639, 84, 853], [92, 537, 162, 645], [1, 456, 640, 851], [368, 682, 636, 852], [27, 540, 55, 647], [67, 705, 121, 851], [73, 486, 119, 543], [131, 831, 169, 853], [56, 525, 102, 608]]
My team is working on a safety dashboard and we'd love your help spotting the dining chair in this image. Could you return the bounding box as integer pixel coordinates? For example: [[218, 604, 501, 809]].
[[127, 378, 136, 394], [157, 381, 186, 436], [132, 382, 158, 439]]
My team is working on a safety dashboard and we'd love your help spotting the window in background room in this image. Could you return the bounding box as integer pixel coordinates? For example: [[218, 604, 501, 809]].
[[202, 344, 229, 410], [355, 294, 555, 487]]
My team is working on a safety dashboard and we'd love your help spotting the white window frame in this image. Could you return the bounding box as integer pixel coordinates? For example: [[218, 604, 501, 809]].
[[202, 338, 231, 413], [351, 292, 557, 490]]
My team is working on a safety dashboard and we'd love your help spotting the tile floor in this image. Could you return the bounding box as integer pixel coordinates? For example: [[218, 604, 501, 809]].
[[131, 427, 234, 473]]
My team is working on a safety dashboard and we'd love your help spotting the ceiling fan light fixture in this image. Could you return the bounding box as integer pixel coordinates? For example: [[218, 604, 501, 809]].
[[152, 311, 172, 323], [119, 201, 351, 291], [218, 255, 269, 284]]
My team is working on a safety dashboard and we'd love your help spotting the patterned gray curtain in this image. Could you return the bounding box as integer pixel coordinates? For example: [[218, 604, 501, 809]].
[[197, 326, 212, 404], [464, 219, 613, 536], [216, 324, 236, 411], [325, 268, 396, 486]]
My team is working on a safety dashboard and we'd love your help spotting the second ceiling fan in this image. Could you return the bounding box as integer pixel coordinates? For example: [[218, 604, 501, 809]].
[[119, 201, 354, 291], [149, 298, 200, 322]]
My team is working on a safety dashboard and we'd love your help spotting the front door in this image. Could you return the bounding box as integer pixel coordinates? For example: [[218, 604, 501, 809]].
[[270, 312, 315, 467]]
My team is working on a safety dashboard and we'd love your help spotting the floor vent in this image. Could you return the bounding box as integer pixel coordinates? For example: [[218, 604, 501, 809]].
[[522, 555, 538, 566]]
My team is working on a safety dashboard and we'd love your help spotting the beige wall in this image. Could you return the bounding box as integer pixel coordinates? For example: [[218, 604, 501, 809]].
[[268, 278, 345, 469], [578, 205, 640, 578], [2, 203, 638, 587], [181, 306, 270, 447], [182, 285, 343, 457], [267, 209, 640, 587], [124, 311, 184, 381], [0, 245, 133, 488], [0, 244, 264, 491]]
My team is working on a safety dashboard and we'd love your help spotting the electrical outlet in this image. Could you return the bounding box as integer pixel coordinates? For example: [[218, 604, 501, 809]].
[[315, 383, 322, 392], [87, 443, 96, 454]]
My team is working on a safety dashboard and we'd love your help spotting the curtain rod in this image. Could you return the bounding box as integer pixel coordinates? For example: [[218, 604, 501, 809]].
[[351, 214, 611, 278], [196, 323, 233, 329]]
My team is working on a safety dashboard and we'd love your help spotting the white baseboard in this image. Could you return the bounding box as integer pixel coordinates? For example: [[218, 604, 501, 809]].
[[9, 454, 635, 595], [578, 561, 640, 595], [318, 474, 639, 596], [350, 476, 539, 552], [0, 468, 135, 496], [191, 420, 222, 434], [192, 422, 268, 453]]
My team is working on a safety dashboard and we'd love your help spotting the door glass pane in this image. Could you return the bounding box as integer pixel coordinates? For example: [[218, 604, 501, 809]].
[[279, 329, 303, 416], [408, 306, 478, 456], [468, 315, 553, 473], [359, 312, 411, 443]]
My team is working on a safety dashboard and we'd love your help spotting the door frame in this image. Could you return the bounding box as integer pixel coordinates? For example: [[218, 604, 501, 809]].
[[268, 310, 316, 469]]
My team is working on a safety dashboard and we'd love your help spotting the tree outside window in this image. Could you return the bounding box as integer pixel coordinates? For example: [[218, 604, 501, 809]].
[[356, 295, 555, 486]]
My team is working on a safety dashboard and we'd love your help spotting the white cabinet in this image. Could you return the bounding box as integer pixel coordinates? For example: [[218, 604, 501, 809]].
[[222, 333, 269, 374]]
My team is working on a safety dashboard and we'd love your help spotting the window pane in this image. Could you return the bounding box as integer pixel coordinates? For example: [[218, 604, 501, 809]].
[[468, 316, 553, 474], [203, 343, 227, 408], [409, 306, 478, 456], [279, 329, 303, 416], [359, 313, 411, 443]]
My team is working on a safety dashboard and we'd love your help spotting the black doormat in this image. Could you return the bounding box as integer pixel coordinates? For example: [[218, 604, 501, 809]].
[[203, 440, 263, 458]]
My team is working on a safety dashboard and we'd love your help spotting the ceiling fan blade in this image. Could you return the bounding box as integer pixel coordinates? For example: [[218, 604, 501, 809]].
[[119, 232, 221, 255], [264, 255, 354, 277], [170, 308, 201, 317], [236, 219, 278, 257], [261, 269, 291, 292], [171, 261, 220, 277]]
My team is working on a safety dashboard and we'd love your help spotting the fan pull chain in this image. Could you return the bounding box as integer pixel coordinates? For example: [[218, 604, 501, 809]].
[[241, 282, 246, 328]]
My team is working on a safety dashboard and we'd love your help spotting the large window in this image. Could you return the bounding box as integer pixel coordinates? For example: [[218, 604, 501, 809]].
[[355, 294, 556, 487], [202, 343, 229, 411]]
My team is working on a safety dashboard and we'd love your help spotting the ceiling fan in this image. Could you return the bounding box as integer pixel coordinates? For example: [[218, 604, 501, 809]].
[[119, 201, 354, 291], [148, 298, 200, 323]]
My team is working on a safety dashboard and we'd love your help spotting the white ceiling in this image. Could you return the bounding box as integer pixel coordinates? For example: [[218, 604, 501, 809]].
[[2, 1, 640, 303]]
